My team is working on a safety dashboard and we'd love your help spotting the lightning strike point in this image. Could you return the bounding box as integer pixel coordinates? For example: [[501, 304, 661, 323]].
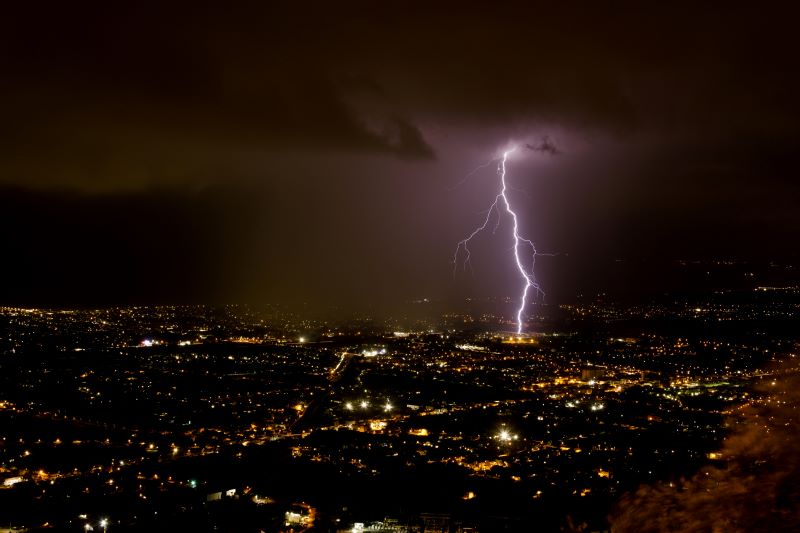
[[453, 148, 543, 334]]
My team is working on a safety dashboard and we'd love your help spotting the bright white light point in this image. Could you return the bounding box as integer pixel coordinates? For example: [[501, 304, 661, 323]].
[[298, 337, 306, 343], [360, 400, 368, 409], [384, 402, 392, 412], [453, 147, 543, 334], [499, 430, 510, 441], [345, 402, 353, 410], [99, 519, 108, 528]]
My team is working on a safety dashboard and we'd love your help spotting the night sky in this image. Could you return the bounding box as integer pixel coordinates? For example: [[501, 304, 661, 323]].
[[2, 2, 798, 309]]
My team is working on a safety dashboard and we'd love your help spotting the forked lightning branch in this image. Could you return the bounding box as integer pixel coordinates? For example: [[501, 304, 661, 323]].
[[453, 148, 543, 334]]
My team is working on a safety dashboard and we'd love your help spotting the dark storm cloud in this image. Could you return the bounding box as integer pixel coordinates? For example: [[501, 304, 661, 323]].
[[2, 2, 797, 189], [611, 360, 800, 532], [0, 185, 261, 305], [0, 168, 448, 307], [1, 2, 799, 305], [0, 2, 439, 189], [525, 137, 561, 156]]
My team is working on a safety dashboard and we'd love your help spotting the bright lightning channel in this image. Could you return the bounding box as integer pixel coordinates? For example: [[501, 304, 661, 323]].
[[453, 148, 543, 334]]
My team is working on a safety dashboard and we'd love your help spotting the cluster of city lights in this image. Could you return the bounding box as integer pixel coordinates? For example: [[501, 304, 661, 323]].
[[497, 429, 519, 442], [83, 518, 108, 531], [344, 400, 393, 412]]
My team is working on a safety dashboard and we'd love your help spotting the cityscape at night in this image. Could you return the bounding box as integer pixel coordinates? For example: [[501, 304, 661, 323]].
[[2, 261, 799, 531], [2, 2, 800, 532]]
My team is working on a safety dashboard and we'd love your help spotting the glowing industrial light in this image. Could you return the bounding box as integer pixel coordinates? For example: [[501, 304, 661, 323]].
[[360, 400, 369, 409], [344, 402, 353, 410], [298, 337, 306, 343], [384, 402, 393, 412]]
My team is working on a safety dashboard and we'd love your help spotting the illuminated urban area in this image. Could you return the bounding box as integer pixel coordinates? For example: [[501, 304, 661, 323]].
[[1, 262, 798, 532]]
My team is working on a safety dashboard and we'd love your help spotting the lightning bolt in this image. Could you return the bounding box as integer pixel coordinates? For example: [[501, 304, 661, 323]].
[[453, 148, 543, 334]]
